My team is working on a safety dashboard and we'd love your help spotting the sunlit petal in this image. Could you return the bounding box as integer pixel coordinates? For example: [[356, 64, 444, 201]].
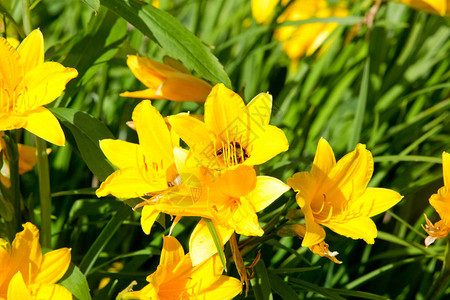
[[23, 106, 65, 146], [17, 29, 44, 73], [99, 139, 139, 170], [34, 248, 71, 284]]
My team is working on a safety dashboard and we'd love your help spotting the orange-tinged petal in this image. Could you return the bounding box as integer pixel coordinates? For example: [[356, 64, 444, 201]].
[[23, 61, 78, 108], [244, 125, 289, 166], [168, 114, 210, 149], [204, 84, 247, 143], [132, 100, 173, 164], [17, 29, 44, 73], [352, 188, 403, 217], [29, 283, 72, 299], [7, 272, 32, 300], [311, 138, 336, 178], [301, 199, 326, 247], [326, 216, 377, 244], [120, 88, 165, 99], [99, 139, 139, 170], [189, 220, 234, 266], [140, 205, 160, 235], [160, 236, 185, 268], [96, 168, 167, 198], [158, 75, 212, 102], [287, 171, 317, 202], [0, 37, 22, 91], [429, 186, 450, 226], [126, 55, 166, 89], [443, 152, 450, 187], [34, 248, 71, 284], [17, 144, 44, 174], [23, 106, 65, 146], [215, 165, 257, 198], [248, 176, 290, 212]]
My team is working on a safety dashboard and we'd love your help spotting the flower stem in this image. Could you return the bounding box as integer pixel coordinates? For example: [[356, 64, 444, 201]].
[[21, 0, 32, 35], [35, 136, 52, 248], [427, 236, 450, 300]]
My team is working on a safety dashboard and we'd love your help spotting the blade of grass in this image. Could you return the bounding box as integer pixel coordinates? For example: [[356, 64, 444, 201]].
[[204, 218, 227, 272]]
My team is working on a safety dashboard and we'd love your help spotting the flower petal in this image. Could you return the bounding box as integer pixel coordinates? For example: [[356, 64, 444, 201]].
[[189, 220, 234, 266], [248, 176, 290, 212], [96, 168, 166, 198], [7, 272, 32, 300], [99, 139, 139, 170], [0, 36, 22, 91], [23, 61, 78, 108], [23, 106, 65, 146], [126, 55, 167, 89], [120, 88, 165, 99], [30, 283, 73, 300], [168, 114, 210, 149], [247, 92, 272, 127], [17, 144, 39, 174], [158, 75, 211, 102], [244, 125, 289, 166], [326, 216, 377, 244], [301, 198, 326, 247], [443, 152, 450, 187], [311, 138, 336, 178], [214, 165, 257, 198], [229, 198, 264, 236], [140, 205, 160, 235], [17, 29, 44, 73], [35, 248, 71, 284], [0, 113, 27, 132], [252, 0, 280, 24], [197, 275, 242, 299], [160, 236, 185, 268], [352, 187, 403, 217], [430, 186, 450, 225]]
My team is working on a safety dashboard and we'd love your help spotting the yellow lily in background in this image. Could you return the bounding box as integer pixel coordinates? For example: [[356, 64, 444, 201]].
[[274, 0, 349, 61], [423, 152, 450, 247], [251, 0, 281, 24], [392, 0, 448, 16], [0, 29, 78, 146], [0, 222, 72, 299], [120, 55, 212, 102], [120, 236, 242, 300], [287, 138, 402, 248], [169, 83, 289, 170]]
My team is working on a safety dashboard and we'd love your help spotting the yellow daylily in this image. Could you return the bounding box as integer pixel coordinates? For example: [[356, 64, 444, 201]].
[[274, 0, 349, 61], [423, 152, 450, 247], [278, 224, 342, 264], [0, 222, 72, 300], [96, 100, 210, 234], [0, 29, 78, 146], [120, 55, 212, 102], [392, 0, 448, 16], [287, 138, 403, 248], [188, 165, 290, 266], [251, 0, 281, 24], [120, 236, 242, 300], [168, 83, 289, 170]]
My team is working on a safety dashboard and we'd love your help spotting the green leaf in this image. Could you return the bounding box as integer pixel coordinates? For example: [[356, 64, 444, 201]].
[[101, 0, 231, 87], [50, 107, 115, 182], [203, 218, 227, 272], [59, 263, 92, 300], [80, 0, 100, 12], [251, 260, 272, 300], [277, 16, 365, 27], [267, 271, 299, 300]]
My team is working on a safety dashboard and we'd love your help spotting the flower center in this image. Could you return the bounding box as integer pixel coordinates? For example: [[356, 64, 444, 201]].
[[216, 141, 249, 167]]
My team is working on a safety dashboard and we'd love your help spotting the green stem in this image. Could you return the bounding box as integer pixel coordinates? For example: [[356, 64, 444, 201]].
[[427, 237, 450, 300], [21, 0, 32, 34], [35, 136, 51, 248]]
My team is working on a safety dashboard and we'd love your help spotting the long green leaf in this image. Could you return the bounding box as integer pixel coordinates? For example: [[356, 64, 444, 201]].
[[204, 218, 227, 272], [251, 260, 272, 300], [101, 0, 231, 87], [59, 264, 92, 300], [80, 0, 100, 12]]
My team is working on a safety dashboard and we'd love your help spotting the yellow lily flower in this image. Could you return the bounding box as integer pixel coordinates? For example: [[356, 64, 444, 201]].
[[251, 0, 281, 24], [392, 0, 448, 16], [96, 100, 210, 234], [423, 152, 450, 247], [188, 165, 290, 266], [0, 29, 78, 146], [120, 236, 242, 300], [0, 222, 72, 300], [287, 138, 403, 247], [274, 0, 349, 61], [168, 83, 289, 170], [120, 55, 212, 102]]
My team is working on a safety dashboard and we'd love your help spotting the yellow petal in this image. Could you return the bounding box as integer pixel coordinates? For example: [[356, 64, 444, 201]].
[[34, 248, 71, 284], [140, 205, 160, 235], [300, 198, 326, 247], [245, 125, 289, 166], [120, 88, 165, 99], [168, 114, 210, 149], [160, 236, 185, 268], [215, 165, 257, 198], [99, 139, 139, 170], [248, 176, 290, 212], [326, 216, 377, 244], [443, 152, 450, 187], [394, 0, 446, 15], [132, 100, 173, 164], [352, 188, 403, 217], [7, 272, 32, 300], [189, 220, 234, 266], [158, 75, 211, 102], [96, 168, 167, 198], [311, 138, 336, 178], [204, 84, 247, 143], [287, 171, 317, 200], [247, 92, 272, 127], [23, 106, 65, 146], [252, 0, 280, 24], [23, 61, 78, 108], [229, 198, 264, 236], [429, 186, 450, 225], [0, 36, 22, 91], [17, 144, 39, 174], [17, 29, 44, 73], [29, 283, 73, 300], [0, 114, 26, 131], [196, 273, 242, 299], [126, 55, 168, 89]]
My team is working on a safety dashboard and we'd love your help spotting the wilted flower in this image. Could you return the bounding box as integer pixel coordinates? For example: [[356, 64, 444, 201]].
[[393, 0, 448, 16], [119, 236, 242, 300], [169, 83, 289, 171], [287, 138, 402, 248], [274, 0, 348, 61], [0, 29, 78, 146], [120, 55, 212, 102], [423, 152, 450, 247], [0, 222, 72, 299]]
